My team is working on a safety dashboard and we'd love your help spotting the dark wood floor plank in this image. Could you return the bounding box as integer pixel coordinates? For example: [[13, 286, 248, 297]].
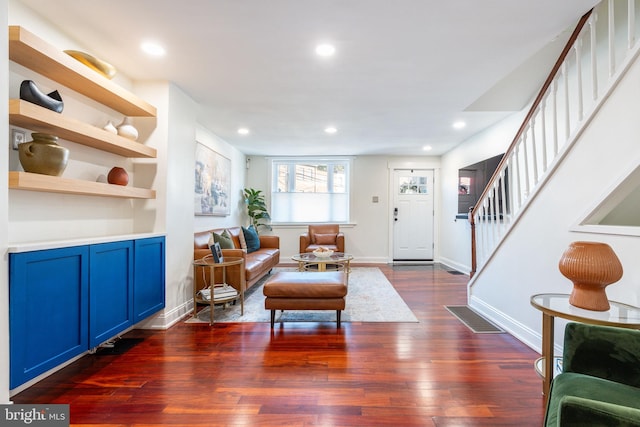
[[11, 264, 545, 426]]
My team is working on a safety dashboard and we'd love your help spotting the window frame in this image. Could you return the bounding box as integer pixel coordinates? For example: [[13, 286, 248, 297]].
[[268, 157, 353, 225]]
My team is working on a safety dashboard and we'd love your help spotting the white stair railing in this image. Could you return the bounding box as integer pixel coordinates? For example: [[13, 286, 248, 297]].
[[470, 0, 640, 277]]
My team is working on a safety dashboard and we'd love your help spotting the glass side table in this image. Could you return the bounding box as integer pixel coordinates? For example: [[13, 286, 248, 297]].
[[530, 293, 640, 396], [193, 256, 245, 325]]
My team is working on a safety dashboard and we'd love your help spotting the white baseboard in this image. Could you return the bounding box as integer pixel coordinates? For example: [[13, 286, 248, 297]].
[[136, 300, 194, 330], [468, 295, 562, 356], [438, 256, 470, 275]]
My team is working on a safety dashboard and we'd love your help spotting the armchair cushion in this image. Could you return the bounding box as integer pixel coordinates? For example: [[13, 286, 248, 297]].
[[563, 322, 640, 388], [314, 233, 337, 245], [559, 396, 640, 427], [547, 373, 640, 426], [544, 323, 640, 426], [300, 224, 345, 253]]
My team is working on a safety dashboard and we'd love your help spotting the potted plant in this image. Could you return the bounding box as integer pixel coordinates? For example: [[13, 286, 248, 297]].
[[243, 188, 272, 233]]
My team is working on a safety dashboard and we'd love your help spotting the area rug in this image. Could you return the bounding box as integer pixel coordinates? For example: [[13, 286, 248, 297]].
[[186, 267, 418, 324]]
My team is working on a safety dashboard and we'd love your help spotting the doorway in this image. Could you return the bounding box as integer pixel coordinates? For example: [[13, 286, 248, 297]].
[[392, 169, 434, 261]]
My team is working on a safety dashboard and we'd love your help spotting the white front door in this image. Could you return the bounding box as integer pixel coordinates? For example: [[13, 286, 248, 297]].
[[392, 169, 434, 261]]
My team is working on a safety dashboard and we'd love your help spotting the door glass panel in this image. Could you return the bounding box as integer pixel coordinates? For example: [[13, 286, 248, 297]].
[[398, 176, 428, 194]]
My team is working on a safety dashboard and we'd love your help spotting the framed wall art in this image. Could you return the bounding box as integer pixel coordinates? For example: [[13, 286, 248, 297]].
[[194, 143, 231, 216]]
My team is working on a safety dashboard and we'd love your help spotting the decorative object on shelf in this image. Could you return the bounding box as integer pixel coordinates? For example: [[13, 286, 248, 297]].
[[18, 133, 69, 176], [558, 241, 623, 311], [19, 80, 64, 113], [64, 49, 117, 79], [107, 167, 129, 186], [103, 121, 117, 134], [96, 174, 107, 183], [116, 117, 139, 141]]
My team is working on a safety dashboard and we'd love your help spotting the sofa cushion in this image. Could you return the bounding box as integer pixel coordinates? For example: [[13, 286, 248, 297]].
[[213, 229, 235, 249], [545, 372, 640, 426], [244, 248, 278, 282], [242, 225, 260, 253], [314, 233, 337, 245]]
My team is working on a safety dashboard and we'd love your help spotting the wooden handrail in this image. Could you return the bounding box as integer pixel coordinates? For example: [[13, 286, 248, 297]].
[[469, 9, 593, 278]]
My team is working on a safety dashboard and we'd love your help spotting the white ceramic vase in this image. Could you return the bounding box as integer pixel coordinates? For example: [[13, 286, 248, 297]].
[[103, 121, 117, 134], [117, 117, 138, 141]]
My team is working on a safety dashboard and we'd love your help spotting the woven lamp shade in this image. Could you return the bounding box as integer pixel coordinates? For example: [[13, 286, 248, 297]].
[[558, 241, 623, 311]]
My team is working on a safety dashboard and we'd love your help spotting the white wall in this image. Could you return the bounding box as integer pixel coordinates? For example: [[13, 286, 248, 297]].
[[469, 50, 640, 353], [1, 0, 10, 404], [246, 155, 440, 262], [439, 111, 526, 273], [3, 2, 249, 398], [7, 0, 145, 243]]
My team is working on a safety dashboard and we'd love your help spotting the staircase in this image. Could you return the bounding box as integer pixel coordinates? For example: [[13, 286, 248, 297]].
[[469, 0, 640, 279]]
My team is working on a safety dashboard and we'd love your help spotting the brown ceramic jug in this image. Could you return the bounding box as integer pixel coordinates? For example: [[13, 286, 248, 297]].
[[18, 133, 69, 176]]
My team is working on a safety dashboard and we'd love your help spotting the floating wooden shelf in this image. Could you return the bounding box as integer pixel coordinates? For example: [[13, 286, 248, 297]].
[[9, 26, 156, 118], [9, 100, 157, 158], [9, 171, 156, 199]]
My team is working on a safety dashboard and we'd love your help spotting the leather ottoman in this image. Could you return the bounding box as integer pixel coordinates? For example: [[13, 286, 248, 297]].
[[263, 271, 348, 328]]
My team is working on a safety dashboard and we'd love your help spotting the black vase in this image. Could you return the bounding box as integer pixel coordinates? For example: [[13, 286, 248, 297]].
[[19, 80, 64, 113]]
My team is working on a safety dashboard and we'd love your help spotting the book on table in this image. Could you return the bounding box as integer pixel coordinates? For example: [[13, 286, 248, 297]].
[[213, 284, 238, 299], [198, 285, 238, 301]]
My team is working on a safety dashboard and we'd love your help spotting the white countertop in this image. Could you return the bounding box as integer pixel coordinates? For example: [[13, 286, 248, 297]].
[[7, 232, 166, 253]]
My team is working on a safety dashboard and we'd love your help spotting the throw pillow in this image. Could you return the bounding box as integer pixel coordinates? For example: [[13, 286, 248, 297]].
[[242, 225, 260, 253], [315, 233, 337, 245], [237, 227, 247, 250], [213, 230, 235, 249]]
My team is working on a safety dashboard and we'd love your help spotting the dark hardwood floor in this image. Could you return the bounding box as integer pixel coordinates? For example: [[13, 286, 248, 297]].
[[12, 264, 546, 426]]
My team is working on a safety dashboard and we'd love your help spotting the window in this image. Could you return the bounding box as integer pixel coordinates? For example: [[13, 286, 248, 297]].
[[271, 158, 351, 223]]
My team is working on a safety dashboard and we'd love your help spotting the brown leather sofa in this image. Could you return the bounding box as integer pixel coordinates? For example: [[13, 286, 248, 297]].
[[299, 224, 345, 253], [194, 227, 280, 292]]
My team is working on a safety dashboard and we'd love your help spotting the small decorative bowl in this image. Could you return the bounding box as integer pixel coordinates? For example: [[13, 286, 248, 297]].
[[313, 249, 334, 258]]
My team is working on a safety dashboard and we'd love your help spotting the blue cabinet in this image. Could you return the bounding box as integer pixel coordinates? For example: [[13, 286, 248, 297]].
[[89, 241, 134, 348], [9, 246, 89, 389], [9, 236, 165, 389], [133, 237, 166, 322]]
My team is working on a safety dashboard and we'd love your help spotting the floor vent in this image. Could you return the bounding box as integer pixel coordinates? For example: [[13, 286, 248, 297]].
[[445, 305, 504, 334]]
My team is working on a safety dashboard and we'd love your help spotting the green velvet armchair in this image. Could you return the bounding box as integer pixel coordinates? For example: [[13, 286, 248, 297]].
[[544, 322, 640, 426]]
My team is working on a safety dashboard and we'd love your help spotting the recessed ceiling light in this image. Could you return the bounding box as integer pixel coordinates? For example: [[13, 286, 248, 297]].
[[422, 145, 433, 151], [238, 128, 250, 135], [324, 126, 337, 134], [315, 43, 336, 57], [453, 121, 466, 129], [141, 41, 166, 57]]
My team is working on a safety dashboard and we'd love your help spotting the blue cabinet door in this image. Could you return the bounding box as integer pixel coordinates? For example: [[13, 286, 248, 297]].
[[133, 237, 166, 322], [9, 246, 89, 389], [89, 241, 134, 348]]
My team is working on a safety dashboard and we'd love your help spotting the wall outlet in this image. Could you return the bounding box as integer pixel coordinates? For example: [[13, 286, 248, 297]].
[[12, 129, 26, 150]]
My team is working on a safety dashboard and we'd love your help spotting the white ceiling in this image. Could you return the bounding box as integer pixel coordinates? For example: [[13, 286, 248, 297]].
[[16, 0, 598, 156]]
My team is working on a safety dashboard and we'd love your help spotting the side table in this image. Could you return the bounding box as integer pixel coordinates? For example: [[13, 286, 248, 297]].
[[530, 293, 640, 396], [193, 256, 245, 325]]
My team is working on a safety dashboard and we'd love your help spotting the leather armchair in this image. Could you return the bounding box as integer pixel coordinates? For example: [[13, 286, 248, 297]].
[[544, 322, 640, 426], [299, 224, 345, 253]]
